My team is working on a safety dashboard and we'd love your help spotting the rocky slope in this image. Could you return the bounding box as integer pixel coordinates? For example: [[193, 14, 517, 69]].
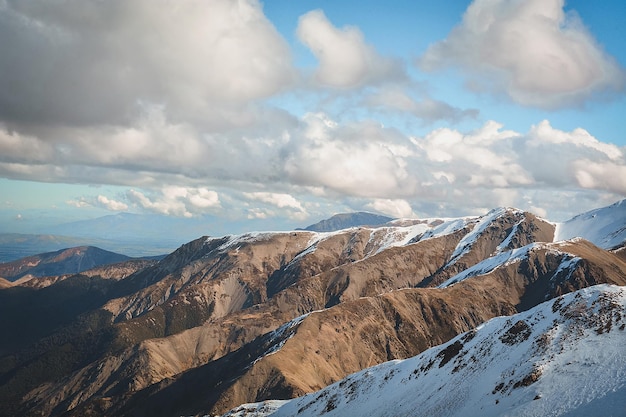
[[223, 284, 626, 417], [0, 201, 624, 417]]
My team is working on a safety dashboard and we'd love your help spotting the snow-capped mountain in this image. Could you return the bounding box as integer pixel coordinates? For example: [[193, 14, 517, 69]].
[[219, 284, 626, 417], [0, 201, 625, 417], [555, 199, 626, 250]]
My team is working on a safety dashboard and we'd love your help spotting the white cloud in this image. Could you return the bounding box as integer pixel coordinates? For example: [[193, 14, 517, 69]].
[[296, 10, 403, 88], [243, 192, 304, 211], [188, 188, 221, 210], [417, 121, 533, 188], [366, 199, 415, 218], [572, 160, 626, 194], [246, 208, 270, 220], [66, 197, 91, 208], [127, 187, 221, 218], [0, 0, 294, 127], [364, 88, 479, 123], [528, 120, 622, 160], [96, 195, 128, 211], [243, 192, 308, 221], [419, 0, 625, 108], [284, 113, 418, 198], [128, 189, 192, 218]]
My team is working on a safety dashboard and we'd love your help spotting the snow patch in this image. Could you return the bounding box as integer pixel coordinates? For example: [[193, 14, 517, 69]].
[[366, 223, 432, 256], [447, 208, 522, 265], [214, 400, 289, 417], [216, 232, 275, 252], [438, 243, 536, 288], [419, 217, 472, 241]]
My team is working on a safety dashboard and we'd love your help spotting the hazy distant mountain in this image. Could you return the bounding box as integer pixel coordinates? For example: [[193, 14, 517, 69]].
[[0, 246, 131, 281], [0, 201, 625, 417], [301, 212, 393, 232], [0, 233, 105, 262], [0, 232, 172, 262], [44, 212, 198, 242]]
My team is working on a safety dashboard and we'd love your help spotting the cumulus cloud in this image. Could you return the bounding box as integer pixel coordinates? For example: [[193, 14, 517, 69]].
[[96, 195, 128, 211], [284, 113, 418, 198], [417, 120, 533, 188], [243, 192, 305, 211], [66, 197, 91, 208], [127, 187, 220, 217], [0, 0, 294, 127], [243, 192, 308, 221], [416, 119, 626, 203], [366, 199, 415, 218], [278, 112, 626, 217], [419, 0, 625, 108], [297, 9, 403, 88], [527, 120, 622, 160]]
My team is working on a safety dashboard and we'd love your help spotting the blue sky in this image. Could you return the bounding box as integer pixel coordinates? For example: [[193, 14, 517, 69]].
[[1, 0, 625, 237]]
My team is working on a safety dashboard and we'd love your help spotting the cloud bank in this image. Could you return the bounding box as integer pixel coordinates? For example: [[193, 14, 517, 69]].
[[420, 0, 625, 108], [0, 0, 294, 127], [0, 0, 624, 225]]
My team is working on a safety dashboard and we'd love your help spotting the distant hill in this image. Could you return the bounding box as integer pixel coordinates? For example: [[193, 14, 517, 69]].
[[0, 233, 105, 262], [0, 246, 131, 281], [301, 212, 393, 232], [44, 212, 218, 243], [0, 233, 173, 262]]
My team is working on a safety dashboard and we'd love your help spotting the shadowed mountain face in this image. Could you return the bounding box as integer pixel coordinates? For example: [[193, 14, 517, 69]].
[[0, 246, 132, 282], [0, 202, 624, 417]]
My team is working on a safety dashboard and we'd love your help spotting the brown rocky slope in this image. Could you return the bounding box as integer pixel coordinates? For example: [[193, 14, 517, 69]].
[[0, 205, 624, 417]]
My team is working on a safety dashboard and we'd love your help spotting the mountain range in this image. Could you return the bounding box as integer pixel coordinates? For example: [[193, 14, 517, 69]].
[[0, 211, 391, 262], [0, 200, 624, 417]]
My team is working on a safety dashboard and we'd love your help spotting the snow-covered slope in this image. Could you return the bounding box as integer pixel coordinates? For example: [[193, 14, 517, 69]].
[[219, 285, 626, 417], [437, 242, 581, 289], [555, 199, 626, 250]]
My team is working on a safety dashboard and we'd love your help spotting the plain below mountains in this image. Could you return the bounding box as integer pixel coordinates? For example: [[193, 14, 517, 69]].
[[0, 200, 624, 417]]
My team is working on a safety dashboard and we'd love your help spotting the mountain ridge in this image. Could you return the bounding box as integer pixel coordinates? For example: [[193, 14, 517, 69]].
[[0, 200, 624, 417], [222, 284, 626, 417]]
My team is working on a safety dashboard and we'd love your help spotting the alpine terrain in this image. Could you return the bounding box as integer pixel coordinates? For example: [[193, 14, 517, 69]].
[[0, 200, 624, 417]]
